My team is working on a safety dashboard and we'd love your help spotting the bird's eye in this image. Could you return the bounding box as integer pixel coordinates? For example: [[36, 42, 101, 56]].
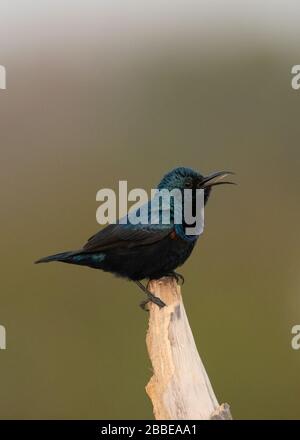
[[185, 179, 193, 188]]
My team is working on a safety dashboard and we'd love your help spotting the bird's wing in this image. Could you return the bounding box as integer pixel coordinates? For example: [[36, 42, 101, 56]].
[[82, 223, 172, 253], [82, 197, 174, 253]]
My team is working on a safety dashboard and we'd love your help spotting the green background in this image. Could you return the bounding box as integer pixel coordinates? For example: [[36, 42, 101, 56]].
[[0, 2, 300, 419]]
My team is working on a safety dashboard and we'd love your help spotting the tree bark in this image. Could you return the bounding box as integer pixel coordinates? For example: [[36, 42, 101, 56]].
[[145, 277, 232, 420]]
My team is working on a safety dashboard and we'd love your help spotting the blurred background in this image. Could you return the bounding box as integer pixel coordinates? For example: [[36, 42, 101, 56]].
[[0, 0, 300, 419]]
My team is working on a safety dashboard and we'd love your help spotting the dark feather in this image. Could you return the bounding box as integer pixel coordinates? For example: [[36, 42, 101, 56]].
[[82, 223, 172, 253]]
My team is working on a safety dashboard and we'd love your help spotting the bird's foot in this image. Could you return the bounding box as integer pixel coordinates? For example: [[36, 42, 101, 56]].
[[139, 299, 150, 312], [135, 281, 166, 311], [163, 271, 185, 285], [139, 294, 166, 312]]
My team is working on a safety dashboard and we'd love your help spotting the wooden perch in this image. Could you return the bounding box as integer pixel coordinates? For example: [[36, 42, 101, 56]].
[[145, 277, 232, 420]]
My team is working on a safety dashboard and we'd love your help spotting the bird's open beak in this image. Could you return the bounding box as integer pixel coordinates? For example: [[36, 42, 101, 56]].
[[201, 171, 236, 188]]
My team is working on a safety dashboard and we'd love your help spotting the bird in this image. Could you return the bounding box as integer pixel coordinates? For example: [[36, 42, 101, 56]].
[[35, 167, 235, 309]]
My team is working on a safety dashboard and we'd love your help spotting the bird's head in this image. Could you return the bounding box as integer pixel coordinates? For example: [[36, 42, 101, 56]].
[[157, 167, 235, 204]]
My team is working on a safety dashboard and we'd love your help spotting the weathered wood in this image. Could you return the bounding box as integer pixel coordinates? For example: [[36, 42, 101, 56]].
[[145, 277, 232, 420]]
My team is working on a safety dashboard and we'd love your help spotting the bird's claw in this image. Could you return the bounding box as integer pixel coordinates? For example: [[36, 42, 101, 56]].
[[164, 272, 185, 285], [139, 300, 150, 312], [135, 280, 166, 310], [139, 294, 166, 311], [173, 272, 185, 285], [149, 294, 166, 308]]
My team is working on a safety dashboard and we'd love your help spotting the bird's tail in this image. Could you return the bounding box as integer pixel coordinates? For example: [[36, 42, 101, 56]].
[[35, 251, 76, 264]]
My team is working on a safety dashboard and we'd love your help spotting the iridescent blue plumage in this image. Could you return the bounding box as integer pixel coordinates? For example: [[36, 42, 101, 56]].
[[35, 167, 234, 305]]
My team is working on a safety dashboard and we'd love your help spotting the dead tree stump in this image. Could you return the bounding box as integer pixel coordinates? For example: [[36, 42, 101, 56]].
[[145, 277, 232, 420]]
